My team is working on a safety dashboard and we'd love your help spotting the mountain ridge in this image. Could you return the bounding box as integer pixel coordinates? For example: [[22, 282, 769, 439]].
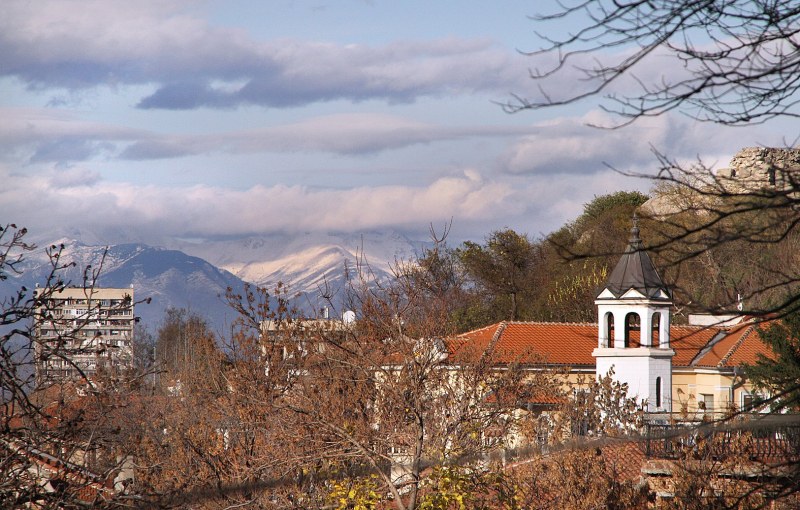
[[3, 231, 425, 335]]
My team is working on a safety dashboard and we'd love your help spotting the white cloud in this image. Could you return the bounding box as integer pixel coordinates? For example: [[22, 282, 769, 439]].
[[1, 108, 531, 165], [0, 108, 148, 164], [123, 113, 531, 158], [0, 1, 528, 109], [501, 113, 735, 176], [0, 166, 519, 242], [47, 166, 102, 188]]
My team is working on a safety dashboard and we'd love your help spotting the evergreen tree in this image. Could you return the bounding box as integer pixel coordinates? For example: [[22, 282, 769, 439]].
[[745, 312, 800, 412], [458, 229, 540, 321]]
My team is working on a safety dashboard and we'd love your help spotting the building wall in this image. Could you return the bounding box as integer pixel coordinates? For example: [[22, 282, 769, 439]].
[[34, 287, 135, 384], [594, 347, 673, 412], [672, 369, 755, 418]]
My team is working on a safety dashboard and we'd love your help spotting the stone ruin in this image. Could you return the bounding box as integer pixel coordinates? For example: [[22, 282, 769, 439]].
[[718, 147, 800, 192], [640, 147, 800, 217]]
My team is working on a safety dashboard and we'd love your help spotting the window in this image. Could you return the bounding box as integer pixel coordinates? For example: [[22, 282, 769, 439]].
[[604, 312, 614, 347], [624, 312, 639, 348], [699, 394, 714, 416], [651, 312, 660, 347], [535, 415, 550, 446], [742, 392, 765, 412], [572, 390, 591, 436], [655, 377, 662, 408]]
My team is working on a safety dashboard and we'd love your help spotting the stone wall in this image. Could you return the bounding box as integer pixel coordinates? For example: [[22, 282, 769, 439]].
[[641, 147, 800, 217], [718, 146, 800, 191]]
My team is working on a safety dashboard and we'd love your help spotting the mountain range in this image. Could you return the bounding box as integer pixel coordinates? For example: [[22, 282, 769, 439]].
[[1, 231, 425, 335]]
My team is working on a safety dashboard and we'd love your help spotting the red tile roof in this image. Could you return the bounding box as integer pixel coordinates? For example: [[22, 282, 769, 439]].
[[681, 320, 777, 368], [601, 440, 647, 481], [505, 439, 646, 483], [718, 321, 777, 367], [452, 319, 775, 370], [668, 326, 721, 366], [450, 322, 597, 366], [1, 437, 116, 503]]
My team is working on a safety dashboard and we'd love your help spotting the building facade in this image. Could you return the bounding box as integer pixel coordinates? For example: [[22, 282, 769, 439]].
[[34, 286, 135, 384], [455, 219, 774, 420]]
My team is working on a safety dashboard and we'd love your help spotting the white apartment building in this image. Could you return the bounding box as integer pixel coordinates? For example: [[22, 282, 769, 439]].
[[34, 286, 135, 384]]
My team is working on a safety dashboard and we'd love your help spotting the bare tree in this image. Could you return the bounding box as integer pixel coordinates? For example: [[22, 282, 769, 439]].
[[1, 224, 140, 508], [628, 148, 800, 317], [217, 259, 563, 510], [505, 1, 800, 316], [507, 0, 800, 126]]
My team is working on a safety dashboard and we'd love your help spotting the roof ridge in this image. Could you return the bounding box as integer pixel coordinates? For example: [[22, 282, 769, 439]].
[[671, 324, 726, 331], [718, 323, 756, 368], [457, 322, 504, 337], [476, 322, 502, 331], [505, 321, 597, 327], [471, 321, 509, 362], [689, 330, 730, 366], [490, 321, 508, 345]]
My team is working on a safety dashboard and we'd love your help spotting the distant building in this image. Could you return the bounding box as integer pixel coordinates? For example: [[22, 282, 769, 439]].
[[34, 286, 135, 385]]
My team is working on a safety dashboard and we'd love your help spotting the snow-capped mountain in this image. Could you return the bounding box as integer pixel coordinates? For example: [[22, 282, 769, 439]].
[[0, 241, 247, 335], [165, 231, 424, 314], [3, 230, 427, 336], [171, 230, 424, 287]]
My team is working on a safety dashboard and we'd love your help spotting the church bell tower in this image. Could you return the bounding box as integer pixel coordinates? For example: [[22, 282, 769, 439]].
[[593, 216, 674, 412]]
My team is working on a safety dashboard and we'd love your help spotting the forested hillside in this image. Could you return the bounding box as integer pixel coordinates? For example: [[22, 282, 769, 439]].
[[421, 182, 799, 333]]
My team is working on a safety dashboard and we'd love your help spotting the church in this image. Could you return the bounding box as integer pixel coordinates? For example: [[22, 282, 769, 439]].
[[455, 218, 774, 419]]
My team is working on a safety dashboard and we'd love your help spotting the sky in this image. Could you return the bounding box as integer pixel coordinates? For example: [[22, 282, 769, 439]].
[[1, 0, 796, 249]]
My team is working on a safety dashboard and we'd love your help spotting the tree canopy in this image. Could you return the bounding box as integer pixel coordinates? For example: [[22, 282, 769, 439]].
[[458, 229, 541, 322], [746, 311, 800, 412]]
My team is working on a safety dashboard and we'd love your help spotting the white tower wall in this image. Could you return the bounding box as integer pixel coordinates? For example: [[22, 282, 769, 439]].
[[592, 216, 675, 414], [593, 346, 674, 412]]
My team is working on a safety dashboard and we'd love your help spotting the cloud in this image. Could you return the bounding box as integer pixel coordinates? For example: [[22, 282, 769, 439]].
[[0, 1, 527, 109], [500, 112, 733, 176], [121, 113, 531, 159], [30, 139, 116, 164], [47, 166, 102, 188], [1, 108, 531, 165], [0, 1, 262, 88], [0, 165, 520, 243], [136, 82, 234, 110], [132, 38, 523, 109], [0, 108, 149, 164]]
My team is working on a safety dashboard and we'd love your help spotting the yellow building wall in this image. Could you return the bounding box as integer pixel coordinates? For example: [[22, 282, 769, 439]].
[[672, 370, 755, 418]]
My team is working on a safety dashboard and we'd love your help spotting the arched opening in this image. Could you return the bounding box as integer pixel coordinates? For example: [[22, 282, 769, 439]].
[[624, 312, 640, 348], [604, 312, 614, 348], [655, 377, 662, 408], [651, 312, 660, 347]]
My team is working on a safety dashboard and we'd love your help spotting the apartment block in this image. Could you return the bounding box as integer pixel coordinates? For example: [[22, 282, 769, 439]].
[[34, 286, 135, 384]]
